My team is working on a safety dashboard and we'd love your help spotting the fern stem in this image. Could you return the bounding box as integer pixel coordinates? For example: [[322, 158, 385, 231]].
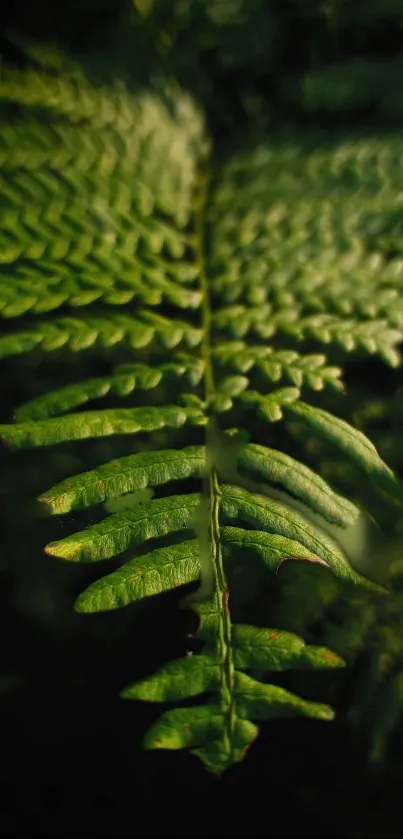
[[195, 171, 236, 764], [209, 466, 236, 757], [197, 172, 215, 403]]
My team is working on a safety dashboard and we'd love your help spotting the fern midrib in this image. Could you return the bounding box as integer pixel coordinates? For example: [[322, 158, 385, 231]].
[[196, 170, 236, 759]]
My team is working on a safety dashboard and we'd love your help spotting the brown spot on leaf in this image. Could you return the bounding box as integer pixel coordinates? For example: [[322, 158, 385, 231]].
[[322, 651, 339, 661]]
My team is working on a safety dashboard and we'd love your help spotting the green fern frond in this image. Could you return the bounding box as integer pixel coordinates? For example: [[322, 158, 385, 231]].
[[285, 401, 403, 502], [120, 618, 345, 775], [209, 139, 403, 366], [39, 446, 205, 513], [0, 311, 202, 358], [0, 404, 206, 449], [75, 539, 202, 612], [300, 56, 403, 119], [2, 45, 403, 775], [14, 357, 204, 421], [214, 343, 343, 392]]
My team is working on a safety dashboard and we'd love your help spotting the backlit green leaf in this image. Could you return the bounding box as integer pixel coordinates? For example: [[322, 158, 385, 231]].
[[121, 654, 219, 701], [75, 539, 201, 612], [45, 494, 199, 561], [40, 447, 205, 514]]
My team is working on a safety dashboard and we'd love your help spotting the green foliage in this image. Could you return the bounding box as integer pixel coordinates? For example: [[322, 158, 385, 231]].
[[300, 56, 403, 120], [119, 624, 345, 776], [6, 0, 403, 137], [40, 447, 205, 513], [1, 35, 403, 776]]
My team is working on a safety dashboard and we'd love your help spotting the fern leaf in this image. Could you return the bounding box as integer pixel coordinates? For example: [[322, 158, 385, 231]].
[[231, 625, 345, 672], [219, 488, 383, 591], [239, 387, 300, 421], [14, 358, 204, 421], [45, 494, 200, 562], [234, 672, 334, 721], [121, 616, 343, 775], [210, 139, 403, 367], [286, 401, 403, 501], [235, 443, 358, 526], [0, 406, 204, 450], [300, 56, 403, 118], [2, 44, 403, 775], [214, 343, 343, 392], [75, 540, 202, 612], [39, 447, 205, 513], [121, 655, 219, 701], [0, 312, 202, 359]]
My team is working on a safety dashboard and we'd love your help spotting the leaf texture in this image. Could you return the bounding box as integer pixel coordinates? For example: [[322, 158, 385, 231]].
[[45, 494, 200, 562], [40, 446, 206, 513], [0, 406, 205, 450], [235, 443, 359, 527]]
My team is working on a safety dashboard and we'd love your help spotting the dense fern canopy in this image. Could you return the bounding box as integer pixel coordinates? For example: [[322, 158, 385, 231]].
[[1, 23, 403, 776]]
